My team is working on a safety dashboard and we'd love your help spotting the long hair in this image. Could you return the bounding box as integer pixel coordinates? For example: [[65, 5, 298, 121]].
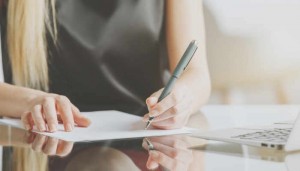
[[13, 147, 48, 171], [7, 0, 56, 91], [6, 1, 56, 170]]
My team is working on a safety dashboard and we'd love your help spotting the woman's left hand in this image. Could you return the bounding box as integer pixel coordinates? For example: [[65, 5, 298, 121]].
[[29, 133, 74, 157], [143, 81, 195, 129]]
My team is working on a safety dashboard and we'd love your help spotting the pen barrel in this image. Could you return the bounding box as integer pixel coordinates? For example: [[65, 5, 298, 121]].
[[173, 40, 198, 77], [158, 76, 177, 102]]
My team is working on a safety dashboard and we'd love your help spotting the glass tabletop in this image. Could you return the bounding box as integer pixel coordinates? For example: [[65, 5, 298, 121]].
[[0, 111, 207, 171], [1, 106, 300, 171]]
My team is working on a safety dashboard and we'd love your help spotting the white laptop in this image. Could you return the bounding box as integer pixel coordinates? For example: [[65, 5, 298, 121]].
[[193, 114, 300, 151]]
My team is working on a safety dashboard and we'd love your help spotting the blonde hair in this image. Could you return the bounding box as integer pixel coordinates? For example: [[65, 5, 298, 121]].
[[7, 0, 56, 91], [6, 1, 56, 170], [13, 147, 48, 171]]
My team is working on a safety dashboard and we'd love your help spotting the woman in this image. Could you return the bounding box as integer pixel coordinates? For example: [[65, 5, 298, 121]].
[[0, 0, 210, 132]]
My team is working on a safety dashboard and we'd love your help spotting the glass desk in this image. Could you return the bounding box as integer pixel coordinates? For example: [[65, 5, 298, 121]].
[[1, 105, 300, 171]]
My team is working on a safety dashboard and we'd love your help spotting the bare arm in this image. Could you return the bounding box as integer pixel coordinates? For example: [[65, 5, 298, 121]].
[[143, 0, 210, 129], [0, 83, 90, 132], [166, 0, 210, 110], [0, 83, 45, 118]]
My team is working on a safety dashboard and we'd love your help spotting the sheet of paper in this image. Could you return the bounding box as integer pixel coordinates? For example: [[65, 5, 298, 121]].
[[0, 110, 193, 142]]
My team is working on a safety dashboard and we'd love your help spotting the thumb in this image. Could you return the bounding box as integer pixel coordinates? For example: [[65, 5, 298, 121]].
[[71, 105, 91, 127]]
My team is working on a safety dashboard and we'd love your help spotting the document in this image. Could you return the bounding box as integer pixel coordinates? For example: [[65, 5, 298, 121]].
[[0, 110, 193, 142]]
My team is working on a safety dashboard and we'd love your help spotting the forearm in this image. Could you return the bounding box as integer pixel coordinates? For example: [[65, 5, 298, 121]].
[[166, 0, 206, 71], [179, 67, 211, 113], [0, 83, 46, 118], [166, 0, 210, 112]]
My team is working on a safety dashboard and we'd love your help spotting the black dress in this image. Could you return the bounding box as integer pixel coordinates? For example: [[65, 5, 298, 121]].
[[1, 0, 167, 116]]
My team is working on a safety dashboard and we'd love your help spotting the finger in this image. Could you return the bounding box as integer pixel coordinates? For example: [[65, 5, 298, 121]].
[[42, 137, 59, 156], [142, 138, 154, 151], [32, 134, 46, 152], [149, 150, 181, 171], [143, 101, 187, 122], [56, 140, 74, 157], [148, 91, 185, 118], [145, 141, 191, 162], [146, 136, 188, 149], [146, 157, 159, 170], [42, 97, 58, 132], [149, 89, 163, 99], [56, 96, 74, 132], [146, 97, 158, 111], [27, 132, 37, 144], [151, 101, 189, 122], [31, 105, 47, 131], [152, 114, 189, 129], [21, 113, 32, 131], [71, 105, 91, 127]]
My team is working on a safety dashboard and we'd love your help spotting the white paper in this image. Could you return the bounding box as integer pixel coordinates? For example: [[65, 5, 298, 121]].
[[0, 110, 193, 142]]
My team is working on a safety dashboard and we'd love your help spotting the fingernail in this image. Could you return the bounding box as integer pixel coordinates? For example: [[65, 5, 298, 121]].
[[66, 123, 73, 132], [150, 151, 159, 158], [38, 124, 46, 131], [149, 161, 159, 170], [49, 124, 57, 132]]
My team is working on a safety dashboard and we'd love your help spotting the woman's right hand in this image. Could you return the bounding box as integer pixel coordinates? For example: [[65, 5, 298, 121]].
[[142, 136, 193, 171], [21, 93, 91, 132]]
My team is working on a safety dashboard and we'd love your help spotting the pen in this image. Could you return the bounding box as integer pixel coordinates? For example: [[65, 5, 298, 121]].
[[145, 40, 199, 129]]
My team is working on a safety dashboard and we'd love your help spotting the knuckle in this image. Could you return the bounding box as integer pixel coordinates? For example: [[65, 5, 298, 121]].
[[155, 105, 164, 113], [42, 97, 54, 105], [172, 141, 182, 149], [73, 106, 80, 113], [56, 95, 69, 102], [171, 150, 179, 158], [171, 106, 180, 115], [32, 105, 42, 112], [171, 94, 180, 104], [170, 117, 178, 124]]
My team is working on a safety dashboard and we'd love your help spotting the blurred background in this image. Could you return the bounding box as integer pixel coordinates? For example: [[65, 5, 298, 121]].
[[204, 0, 300, 104]]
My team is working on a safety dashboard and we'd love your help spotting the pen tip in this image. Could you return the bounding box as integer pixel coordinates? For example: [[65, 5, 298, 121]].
[[145, 122, 150, 130]]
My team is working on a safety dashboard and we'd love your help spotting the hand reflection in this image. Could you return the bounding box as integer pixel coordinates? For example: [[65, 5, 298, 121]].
[[28, 133, 74, 157], [142, 136, 193, 171]]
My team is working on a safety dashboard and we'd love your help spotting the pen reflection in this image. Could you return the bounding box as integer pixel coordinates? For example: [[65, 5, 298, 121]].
[[142, 136, 198, 171]]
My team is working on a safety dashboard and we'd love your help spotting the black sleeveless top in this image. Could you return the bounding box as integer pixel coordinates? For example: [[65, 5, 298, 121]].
[[1, 0, 167, 115]]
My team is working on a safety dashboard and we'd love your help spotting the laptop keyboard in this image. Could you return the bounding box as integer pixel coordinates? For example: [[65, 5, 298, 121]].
[[231, 128, 292, 143]]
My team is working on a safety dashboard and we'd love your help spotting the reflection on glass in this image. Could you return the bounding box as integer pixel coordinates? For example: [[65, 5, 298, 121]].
[[1, 124, 205, 171], [142, 136, 197, 171], [0, 125, 73, 171]]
